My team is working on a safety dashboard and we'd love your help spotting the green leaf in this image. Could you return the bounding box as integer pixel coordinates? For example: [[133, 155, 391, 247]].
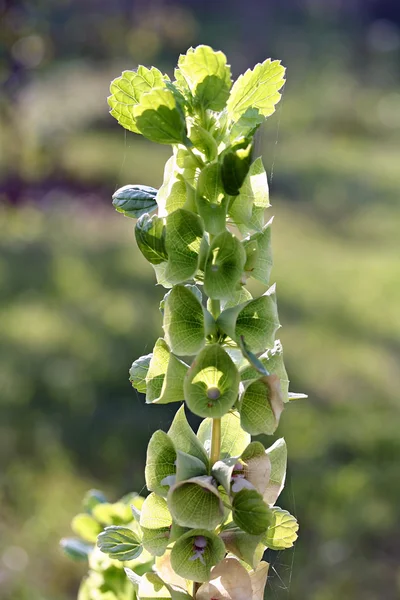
[[187, 119, 218, 161], [229, 107, 264, 141], [196, 164, 228, 235], [203, 231, 246, 300], [264, 438, 287, 506], [135, 214, 168, 265], [168, 476, 224, 530], [145, 339, 188, 405], [177, 45, 232, 111], [221, 139, 253, 197], [232, 489, 272, 535], [261, 507, 299, 550], [170, 529, 225, 582], [175, 450, 207, 482], [197, 410, 250, 459], [129, 353, 152, 394], [217, 284, 280, 353], [184, 344, 240, 418], [163, 285, 207, 356], [227, 59, 285, 123], [240, 339, 289, 402], [168, 405, 209, 465], [231, 157, 270, 234], [82, 489, 108, 514], [133, 87, 188, 145], [211, 457, 237, 495], [145, 430, 177, 497], [112, 185, 158, 219], [156, 155, 189, 217], [108, 66, 167, 133], [72, 513, 103, 543], [60, 537, 92, 561], [243, 216, 273, 285], [220, 528, 264, 568], [164, 209, 204, 284], [239, 375, 284, 436], [140, 494, 172, 557], [97, 526, 143, 561]]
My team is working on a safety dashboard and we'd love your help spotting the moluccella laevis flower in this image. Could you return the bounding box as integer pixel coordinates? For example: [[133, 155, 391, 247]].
[[156, 552, 269, 600]]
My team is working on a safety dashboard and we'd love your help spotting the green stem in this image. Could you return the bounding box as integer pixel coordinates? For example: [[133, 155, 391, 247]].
[[210, 417, 221, 466]]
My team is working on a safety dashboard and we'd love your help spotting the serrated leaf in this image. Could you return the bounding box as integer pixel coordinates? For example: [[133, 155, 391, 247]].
[[97, 526, 142, 561], [262, 507, 299, 550], [184, 344, 240, 418], [264, 438, 287, 506], [231, 157, 270, 234], [227, 59, 285, 123], [145, 430, 177, 497], [112, 185, 158, 219], [72, 513, 102, 543], [197, 411, 250, 459], [165, 209, 204, 284], [187, 119, 218, 161], [168, 475, 224, 530], [240, 339, 289, 402], [230, 107, 265, 141], [243, 216, 273, 285], [196, 163, 228, 235], [203, 231, 246, 300], [135, 214, 168, 265], [60, 537, 92, 561], [217, 284, 280, 353], [108, 66, 167, 133], [239, 374, 284, 436], [168, 405, 209, 465], [146, 339, 188, 405], [133, 87, 188, 145], [221, 139, 253, 197], [170, 528, 225, 582], [163, 285, 207, 356], [178, 45, 232, 111], [232, 489, 272, 535], [129, 353, 152, 394]]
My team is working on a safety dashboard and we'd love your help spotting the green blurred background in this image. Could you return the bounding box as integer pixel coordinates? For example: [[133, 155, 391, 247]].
[[1, 0, 399, 598]]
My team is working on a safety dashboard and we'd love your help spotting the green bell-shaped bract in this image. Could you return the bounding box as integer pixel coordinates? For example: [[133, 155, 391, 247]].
[[177, 45, 232, 112], [108, 66, 168, 134], [243, 216, 273, 285], [229, 157, 270, 235], [221, 138, 253, 197], [170, 528, 226, 582], [135, 214, 168, 265], [175, 450, 207, 482], [261, 507, 299, 551], [239, 374, 284, 436], [139, 494, 172, 557], [145, 430, 176, 498], [232, 488, 272, 536], [145, 339, 188, 405], [240, 339, 289, 402], [219, 525, 265, 569], [167, 475, 224, 530], [217, 284, 280, 353], [163, 285, 214, 356], [156, 153, 195, 217], [264, 438, 287, 506], [112, 184, 158, 219], [203, 231, 246, 301], [196, 163, 228, 235], [184, 344, 240, 418], [164, 209, 204, 284], [129, 353, 152, 394], [167, 405, 209, 466], [197, 410, 250, 460]]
